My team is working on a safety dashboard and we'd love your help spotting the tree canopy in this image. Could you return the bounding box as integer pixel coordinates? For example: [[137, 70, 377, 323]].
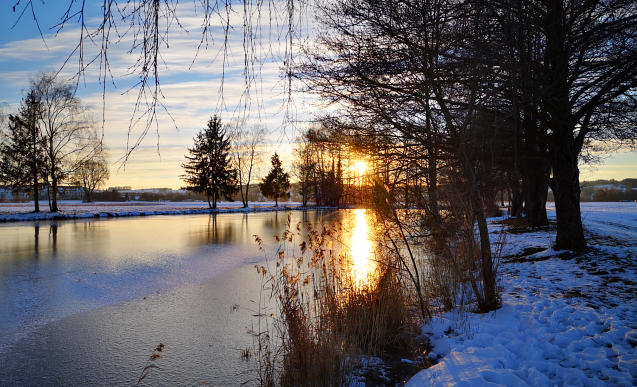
[[181, 115, 237, 209], [259, 153, 290, 207]]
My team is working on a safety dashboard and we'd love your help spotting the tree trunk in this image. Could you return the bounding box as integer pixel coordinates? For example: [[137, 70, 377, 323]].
[[242, 184, 249, 208], [521, 105, 549, 226], [551, 145, 586, 250], [33, 174, 40, 213], [32, 134, 40, 213], [461, 149, 498, 312], [509, 174, 523, 218], [482, 187, 501, 218], [427, 144, 440, 223], [543, 0, 586, 251], [50, 176, 59, 212], [523, 167, 549, 227], [471, 186, 498, 312], [46, 185, 51, 210]]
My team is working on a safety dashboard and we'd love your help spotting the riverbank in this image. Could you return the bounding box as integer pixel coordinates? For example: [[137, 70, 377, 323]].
[[407, 202, 637, 385], [0, 200, 331, 222]]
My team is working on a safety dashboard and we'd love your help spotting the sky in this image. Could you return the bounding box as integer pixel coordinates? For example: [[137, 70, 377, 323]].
[[0, 1, 634, 189]]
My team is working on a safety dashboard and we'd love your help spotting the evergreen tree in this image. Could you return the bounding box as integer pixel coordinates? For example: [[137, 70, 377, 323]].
[[181, 115, 237, 209], [0, 90, 45, 212], [259, 153, 290, 206]]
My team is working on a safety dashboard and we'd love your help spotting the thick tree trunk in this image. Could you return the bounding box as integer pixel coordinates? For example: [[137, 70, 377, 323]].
[[523, 167, 549, 227], [552, 146, 586, 250], [84, 188, 92, 203], [50, 177, 59, 212], [242, 185, 249, 208], [483, 187, 501, 218], [521, 106, 548, 226], [508, 172, 523, 217], [543, 0, 586, 251]]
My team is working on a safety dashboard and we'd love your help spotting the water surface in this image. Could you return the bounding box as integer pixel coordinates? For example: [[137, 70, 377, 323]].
[[0, 210, 373, 386]]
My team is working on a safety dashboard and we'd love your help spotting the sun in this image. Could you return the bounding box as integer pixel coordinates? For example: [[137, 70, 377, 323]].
[[353, 160, 366, 175]]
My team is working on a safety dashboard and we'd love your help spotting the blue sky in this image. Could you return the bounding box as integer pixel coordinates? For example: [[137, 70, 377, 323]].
[[0, 1, 634, 189], [0, 1, 315, 189]]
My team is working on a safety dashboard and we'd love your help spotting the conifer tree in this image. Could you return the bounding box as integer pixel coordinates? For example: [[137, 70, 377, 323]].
[[0, 90, 45, 212], [181, 115, 237, 209], [259, 153, 290, 206]]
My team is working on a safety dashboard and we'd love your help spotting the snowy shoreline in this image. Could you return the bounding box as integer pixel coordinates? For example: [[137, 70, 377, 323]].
[[407, 202, 637, 386], [0, 200, 337, 223]]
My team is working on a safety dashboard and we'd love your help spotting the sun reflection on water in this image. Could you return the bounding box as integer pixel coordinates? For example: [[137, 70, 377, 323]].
[[350, 209, 376, 287]]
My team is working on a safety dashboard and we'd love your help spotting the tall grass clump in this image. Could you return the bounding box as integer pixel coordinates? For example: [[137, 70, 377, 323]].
[[252, 214, 417, 386]]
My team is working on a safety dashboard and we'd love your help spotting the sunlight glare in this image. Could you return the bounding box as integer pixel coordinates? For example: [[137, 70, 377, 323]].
[[350, 209, 376, 287], [353, 160, 367, 175]]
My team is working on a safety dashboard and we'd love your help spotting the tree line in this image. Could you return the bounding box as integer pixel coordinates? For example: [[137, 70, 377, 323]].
[[296, 0, 636, 251], [287, 0, 637, 312], [181, 115, 293, 209], [181, 115, 380, 209], [0, 73, 109, 211]]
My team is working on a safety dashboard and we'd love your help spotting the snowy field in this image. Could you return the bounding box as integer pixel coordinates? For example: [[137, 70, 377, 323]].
[[408, 202, 636, 386], [0, 200, 306, 222]]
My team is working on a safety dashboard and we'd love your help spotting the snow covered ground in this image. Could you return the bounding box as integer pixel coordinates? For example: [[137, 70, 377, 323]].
[[408, 202, 637, 386], [0, 200, 306, 222]]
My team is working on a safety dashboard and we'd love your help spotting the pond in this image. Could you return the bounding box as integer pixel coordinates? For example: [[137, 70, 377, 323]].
[[0, 209, 374, 386]]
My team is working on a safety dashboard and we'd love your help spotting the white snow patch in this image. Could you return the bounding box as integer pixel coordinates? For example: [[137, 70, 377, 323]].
[[408, 202, 637, 386], [0, 200, 318, 222]]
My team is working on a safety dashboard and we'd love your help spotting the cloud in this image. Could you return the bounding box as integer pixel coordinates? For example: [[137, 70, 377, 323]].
[[0, 0, 320, 189]]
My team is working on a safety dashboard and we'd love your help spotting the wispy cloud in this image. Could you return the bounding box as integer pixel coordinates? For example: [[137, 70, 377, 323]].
[[0, 1, 318, 189]]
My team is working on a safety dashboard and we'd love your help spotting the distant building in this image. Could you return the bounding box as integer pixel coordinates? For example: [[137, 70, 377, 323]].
[[0, 186, 30, 202], [108, 186, 132, 191]]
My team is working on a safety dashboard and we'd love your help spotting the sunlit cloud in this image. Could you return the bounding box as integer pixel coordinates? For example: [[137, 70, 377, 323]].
[[0, 1, 317, 189]]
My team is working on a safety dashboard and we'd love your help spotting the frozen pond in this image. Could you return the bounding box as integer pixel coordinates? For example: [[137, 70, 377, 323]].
[[0, 210, 346, 385]]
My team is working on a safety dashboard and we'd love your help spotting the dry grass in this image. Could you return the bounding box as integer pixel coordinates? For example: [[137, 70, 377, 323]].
[[252, 214, 417, 386], [252, 196, 505, 385]]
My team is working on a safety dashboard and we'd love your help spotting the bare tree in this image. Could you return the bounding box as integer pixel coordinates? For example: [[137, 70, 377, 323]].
[[536, 0, 636, 250], [33, 73, 96, 212], [231, 125, 264, 208], [10, 1, 307, 156], [72, 146, 110, 203], [297, 0, 501, 311]]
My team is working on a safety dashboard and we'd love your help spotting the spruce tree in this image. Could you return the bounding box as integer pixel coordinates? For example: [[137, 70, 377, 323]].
[[259, 153, 290, 206], [181, 115, 237, 209], [0, 90, 45, 212]]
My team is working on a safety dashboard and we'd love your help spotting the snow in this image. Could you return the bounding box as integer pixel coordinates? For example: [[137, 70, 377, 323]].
[[0, 200, 310, 222], [408, 202, 637, 386]]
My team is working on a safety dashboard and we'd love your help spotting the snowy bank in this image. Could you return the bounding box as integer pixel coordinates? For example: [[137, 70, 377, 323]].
[[408, 202, 637, 386], [0, 200, 331, 222]]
